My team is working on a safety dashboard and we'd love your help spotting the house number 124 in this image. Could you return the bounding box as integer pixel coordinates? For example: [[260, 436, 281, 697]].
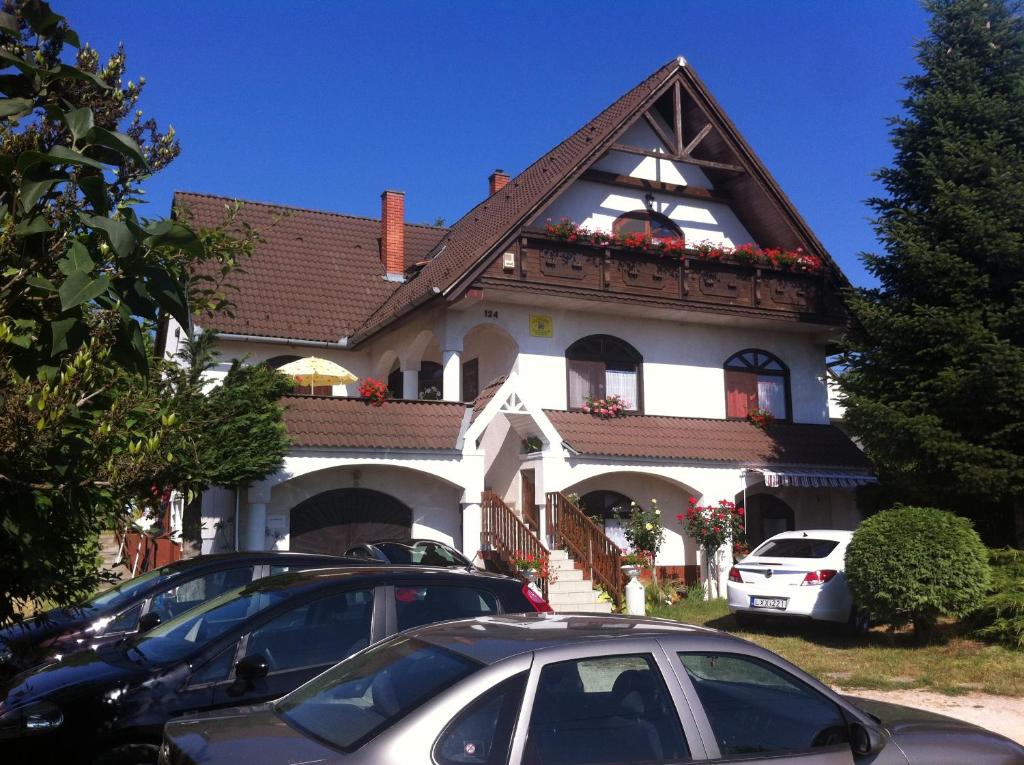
[[484, 309, 499, 318]]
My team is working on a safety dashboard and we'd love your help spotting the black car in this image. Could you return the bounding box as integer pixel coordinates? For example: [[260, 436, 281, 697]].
[[345, 538, 472, 568], [0, 551, 369, 678], [0, 566, 549, 764]]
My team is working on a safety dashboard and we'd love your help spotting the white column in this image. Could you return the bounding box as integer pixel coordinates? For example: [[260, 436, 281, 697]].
[[442, 349, 462, 402], [242, 481, 272, 551], [402, 367, 419, 400], [462, 502, 482, 568]]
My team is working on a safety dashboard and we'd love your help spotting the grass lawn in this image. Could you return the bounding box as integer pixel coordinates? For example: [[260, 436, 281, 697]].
[[648, 597, 1024, 697]]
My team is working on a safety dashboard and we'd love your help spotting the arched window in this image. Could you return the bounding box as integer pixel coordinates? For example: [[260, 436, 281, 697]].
[[724, 349, 789, 420], [566, 335, 642, 412], [612, 210, 683, 243], [266, 355, 333, 396]]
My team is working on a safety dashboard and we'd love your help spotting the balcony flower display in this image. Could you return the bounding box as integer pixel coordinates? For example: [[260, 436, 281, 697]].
[[582, 394, 627, 418], [747, 407, 775, 429], [544, 218, 822, 274], [510, 549, 549, 582], [357, 377, 389, 407]]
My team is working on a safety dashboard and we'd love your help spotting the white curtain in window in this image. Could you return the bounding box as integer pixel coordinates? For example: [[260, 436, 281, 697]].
[[568, 360, 603, 408], [605, 369, 638, 410], [757, 376, 786, 417]]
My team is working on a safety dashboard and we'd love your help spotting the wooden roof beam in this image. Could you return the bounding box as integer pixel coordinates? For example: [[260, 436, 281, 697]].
[[682, 123, 713, 157], [642, 111, 676, 155], [608, 143, 745, 173]]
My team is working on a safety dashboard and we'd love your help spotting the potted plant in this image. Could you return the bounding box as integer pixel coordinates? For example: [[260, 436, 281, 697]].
[[620, 549, 652, 579], [510, 550, 548, 584], [521, 435, 543, 454], [747, 407, 775, 429], [358, 377, 389, 407]]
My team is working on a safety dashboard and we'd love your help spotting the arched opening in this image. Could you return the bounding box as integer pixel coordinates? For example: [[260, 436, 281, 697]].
[[462, 323, 518, 402], [612, 210, 683, 243], [266, 354, 332, 396], [566, 334, 643, 412], [289, 488, 412, 555], [579, 489, 635, 551], [385, 360, 443, 399], [724, 349, 790, 420], [741, 493, 795, 548]]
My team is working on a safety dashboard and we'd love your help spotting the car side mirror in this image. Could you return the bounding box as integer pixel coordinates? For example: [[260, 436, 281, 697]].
[[849, 721, 886, 756], [235, 654, 269, 681], [137, 612, 161, 632]]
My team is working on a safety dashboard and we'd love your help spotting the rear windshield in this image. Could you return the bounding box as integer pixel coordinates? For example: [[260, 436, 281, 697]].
[[276, 636, 480, 751], [750, 538, 839, 559]]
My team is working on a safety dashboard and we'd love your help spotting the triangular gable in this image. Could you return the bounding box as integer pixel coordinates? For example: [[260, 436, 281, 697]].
[[463, 372, 563, 453], [352, 57, 846, 345]]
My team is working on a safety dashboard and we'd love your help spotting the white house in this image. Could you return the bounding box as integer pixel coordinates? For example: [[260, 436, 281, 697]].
[[164, 57, 874, 606]]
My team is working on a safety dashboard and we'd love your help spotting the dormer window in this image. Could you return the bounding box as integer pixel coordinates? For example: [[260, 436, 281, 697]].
[[612, 210, 683, 243], [724, 349, 789, 420], [567, 335, 642, 412]]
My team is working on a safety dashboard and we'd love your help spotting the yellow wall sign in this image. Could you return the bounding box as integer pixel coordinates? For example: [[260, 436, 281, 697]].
[[529, 314, 553, 337]]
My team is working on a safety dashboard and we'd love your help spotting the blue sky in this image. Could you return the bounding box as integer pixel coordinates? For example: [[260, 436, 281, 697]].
[[62, 0, 929, 286]]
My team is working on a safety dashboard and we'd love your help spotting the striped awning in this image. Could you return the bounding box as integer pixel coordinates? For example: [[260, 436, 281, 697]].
[[755, 469, 878, 489]]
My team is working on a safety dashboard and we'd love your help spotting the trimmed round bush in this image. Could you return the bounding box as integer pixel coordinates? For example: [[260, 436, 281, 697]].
[[845, 505, 990, 641]]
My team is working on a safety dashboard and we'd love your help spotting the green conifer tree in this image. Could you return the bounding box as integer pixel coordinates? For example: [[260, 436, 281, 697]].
[[840, 0, 1024, 544]]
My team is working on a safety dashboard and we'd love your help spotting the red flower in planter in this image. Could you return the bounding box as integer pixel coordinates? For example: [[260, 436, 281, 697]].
[[358, 377, 389, 407]]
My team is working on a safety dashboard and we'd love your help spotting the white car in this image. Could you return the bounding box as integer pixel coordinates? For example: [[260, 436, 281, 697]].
[[727, 529, 867, 632]]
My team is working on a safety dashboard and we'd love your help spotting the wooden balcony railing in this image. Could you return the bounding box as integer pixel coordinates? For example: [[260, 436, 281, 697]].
[[116, 527, 181, 576], [481, 491, 549, 599], [546, 491, 625, 608]]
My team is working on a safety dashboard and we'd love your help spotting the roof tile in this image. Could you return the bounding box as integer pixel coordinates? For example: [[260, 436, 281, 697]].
[[544, 410, 872, 469], [283, 395, 466, 450]]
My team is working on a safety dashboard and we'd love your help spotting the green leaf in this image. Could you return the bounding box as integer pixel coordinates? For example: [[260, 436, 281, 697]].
[[0, 97, 33, 118], [80, 214, 135, 258], [0, 11, 18, 33], [57, 241, 93, 276], [58, 271, 110, 311], [78, 175, 109, 215], [146, 220, 203, 258], [14, 216, 51, 237], [25, 275, 56, 292], [47, 145, 107, 171], [144, 265, 190, 328], [51, 63, 110, 91], [84, 126, 147, 168], [0, 49, 37, 77], [63, 107, 93, 143], [18, 167, 67, 211], [49, 316, 79, 356]]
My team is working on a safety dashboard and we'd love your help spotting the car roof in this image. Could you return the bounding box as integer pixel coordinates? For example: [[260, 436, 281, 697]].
[[157, 551, 366, 574], [238, 565, 518, 597], [407, 613, 726, 664], [758, 529, 854, 542]]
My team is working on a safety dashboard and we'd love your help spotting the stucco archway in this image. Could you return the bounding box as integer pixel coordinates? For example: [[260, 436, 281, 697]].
[[289, 488, 412, 555]]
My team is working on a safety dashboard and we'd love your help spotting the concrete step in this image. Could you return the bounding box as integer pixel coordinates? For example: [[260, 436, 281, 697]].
[[548, 590, 608, 607], [549, 568, 584, 582], [548, 549, 569, 562], [548, 578, 596, 595], [554, 601, 615, 614]]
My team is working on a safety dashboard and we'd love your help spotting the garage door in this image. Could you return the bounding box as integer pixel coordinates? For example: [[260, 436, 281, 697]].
[[289, 488, 413, 555]]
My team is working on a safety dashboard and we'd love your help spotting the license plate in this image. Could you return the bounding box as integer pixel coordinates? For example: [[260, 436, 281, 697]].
[[750, 596, 788, 610]]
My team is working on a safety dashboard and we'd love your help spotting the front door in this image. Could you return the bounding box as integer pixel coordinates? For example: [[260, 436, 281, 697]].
[[521, 470, 537, 532]]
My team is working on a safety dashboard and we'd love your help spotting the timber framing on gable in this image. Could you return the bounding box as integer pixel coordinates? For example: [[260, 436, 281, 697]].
[[349, 57, 847, 346]]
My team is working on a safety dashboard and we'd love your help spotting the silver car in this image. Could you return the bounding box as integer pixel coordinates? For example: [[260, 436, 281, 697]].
[[160, 614, 1024, 765]]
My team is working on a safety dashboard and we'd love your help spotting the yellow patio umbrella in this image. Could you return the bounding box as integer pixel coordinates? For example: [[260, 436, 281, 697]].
[[277, 356, 358, 394]]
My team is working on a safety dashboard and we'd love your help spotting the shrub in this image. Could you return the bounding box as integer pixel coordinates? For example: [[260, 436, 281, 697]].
[[970, 548, 1024, 649], [845, 505, 990, 642]]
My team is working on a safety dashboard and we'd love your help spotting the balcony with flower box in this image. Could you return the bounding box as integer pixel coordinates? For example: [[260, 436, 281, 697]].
[[478, 222, 846, 325]]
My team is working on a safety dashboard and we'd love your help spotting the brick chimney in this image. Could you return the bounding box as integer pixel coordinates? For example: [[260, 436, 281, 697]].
[[488, 169, 510, 195], [380, 190, 405, 280]]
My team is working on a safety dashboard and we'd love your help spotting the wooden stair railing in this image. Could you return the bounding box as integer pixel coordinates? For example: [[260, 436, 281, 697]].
[[546, 491, 625, 607], [481, 491, 549, 600]]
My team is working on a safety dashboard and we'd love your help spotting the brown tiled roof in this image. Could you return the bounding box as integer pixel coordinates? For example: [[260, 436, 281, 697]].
[[469, 375, 506, 423], [283, 396, 466, 450], [352, 59, 682, 341], [544, 411, 872, 469], [177, 192, 447, 342]]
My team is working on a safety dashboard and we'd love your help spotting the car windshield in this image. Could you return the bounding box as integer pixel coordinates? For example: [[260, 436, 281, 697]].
[[276, 636, 480, 751], [750, 538, 840, 559], [128, 584, 292, 666], [84, 565, 177, 613], [378, 542, 465, 566]]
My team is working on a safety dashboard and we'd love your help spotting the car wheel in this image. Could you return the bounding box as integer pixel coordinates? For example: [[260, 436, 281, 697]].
[[844, 605, 870, 636], [92, 743, 160, 765]]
